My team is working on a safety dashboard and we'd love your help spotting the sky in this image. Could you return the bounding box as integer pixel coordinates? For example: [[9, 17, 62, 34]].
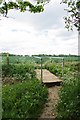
[[0, 0, 78, 55]]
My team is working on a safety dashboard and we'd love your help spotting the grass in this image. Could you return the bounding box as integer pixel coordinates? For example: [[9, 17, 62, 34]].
[[2, 62, 48, 119], [44, 61, 80, 120], [2, 63, 36, 83], [2, 54, 80, 119], [2, 80, 48, 119], [57, 74, 80, 120]]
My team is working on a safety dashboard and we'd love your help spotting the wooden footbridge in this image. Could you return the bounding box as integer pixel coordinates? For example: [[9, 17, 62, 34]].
[[35, 69, 62, 86]]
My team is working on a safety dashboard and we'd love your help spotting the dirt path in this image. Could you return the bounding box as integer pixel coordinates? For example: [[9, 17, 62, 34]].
[[35, 69, 62, 119], [38, 86, 61, 119]]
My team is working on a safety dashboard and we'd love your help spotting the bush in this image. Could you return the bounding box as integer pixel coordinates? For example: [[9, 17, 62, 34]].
[[2, 64, 36, 82], [45, 62, 62, 78], [2, 80, 48, 119]]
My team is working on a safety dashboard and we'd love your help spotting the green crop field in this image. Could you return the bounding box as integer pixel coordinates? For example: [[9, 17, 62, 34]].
[[1, 53, 79, 65]]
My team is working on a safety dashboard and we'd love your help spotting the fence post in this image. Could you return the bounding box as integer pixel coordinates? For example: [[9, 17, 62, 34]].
[[7, 53, 9, 65], [62, 58, 64, 80], [41, 58, 43, 83]]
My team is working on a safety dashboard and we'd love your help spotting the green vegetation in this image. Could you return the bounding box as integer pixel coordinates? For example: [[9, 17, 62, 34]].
[[57, 62, 80, 120], [3, 80, 48, 118], [2, 53, 48, 118], [1, 53, 79, 65], [45, 62, 63, 78], [44, 60, 78, 78], [2, 53, 34, 64], [0, 0, 80, 31], [0, 0, 46, 17], [57, 74, 80, 120], [44, 60, 80, 120], [2, 64, 36, 83], [62, 0, 80, 31], [1, 53, 80, 119]]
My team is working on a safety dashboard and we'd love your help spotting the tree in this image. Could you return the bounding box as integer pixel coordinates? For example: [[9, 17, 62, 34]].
[[0, 0, 80, 31], [0, 0, 50, 17], [61, 0, 80, 31]]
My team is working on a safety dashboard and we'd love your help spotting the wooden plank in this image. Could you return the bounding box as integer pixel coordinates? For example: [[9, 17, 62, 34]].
[[35, 69, 62, 84]]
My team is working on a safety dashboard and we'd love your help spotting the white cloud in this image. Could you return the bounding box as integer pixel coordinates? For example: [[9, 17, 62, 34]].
[[0, 0, 78, 55]]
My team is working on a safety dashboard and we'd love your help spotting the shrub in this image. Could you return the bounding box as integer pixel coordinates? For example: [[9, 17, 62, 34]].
[[45, 62, 62, 78], [2, 64, 36, 82]]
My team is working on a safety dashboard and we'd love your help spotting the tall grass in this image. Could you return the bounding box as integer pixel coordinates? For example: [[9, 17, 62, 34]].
[[44, 61, 80, 120], [2, 63, 36, 83], [2, 61, 48, 119], [2, 80, 48, 118], [57, 74, 80, 120]]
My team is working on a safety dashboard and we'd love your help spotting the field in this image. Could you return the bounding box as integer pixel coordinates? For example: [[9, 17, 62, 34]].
[[1, 53, 80, 119]]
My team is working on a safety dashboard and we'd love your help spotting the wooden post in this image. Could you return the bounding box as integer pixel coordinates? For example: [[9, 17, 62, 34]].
[[62, 58, 64, 80], [41, 58, 43, 83], [7, 53, 9, 65]]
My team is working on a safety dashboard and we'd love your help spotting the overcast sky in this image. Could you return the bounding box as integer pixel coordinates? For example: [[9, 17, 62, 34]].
[[0, 0, 78, 55]]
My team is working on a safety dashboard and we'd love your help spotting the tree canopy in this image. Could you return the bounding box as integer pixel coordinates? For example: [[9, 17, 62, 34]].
[[0, 0, 80, 31], [61, 0, 80, 31], [0, 0, 50, 17]]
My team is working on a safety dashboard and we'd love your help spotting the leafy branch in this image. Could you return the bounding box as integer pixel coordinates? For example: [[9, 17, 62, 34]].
[[0, 0, 50, 17], [61, 0, 80, 31]]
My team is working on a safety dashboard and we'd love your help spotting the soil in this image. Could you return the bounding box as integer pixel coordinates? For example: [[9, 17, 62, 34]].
[[35, 69, 62, 119], [2, 77, 18, 85], [38, 86, 61, 119]]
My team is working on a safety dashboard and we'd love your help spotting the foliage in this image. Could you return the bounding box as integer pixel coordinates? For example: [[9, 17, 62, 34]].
[[1, 53, 79, 64], [44, 60, 79, 78], [57, 74, 80, 120], [2, 53, 34, 64], [2, 79, 48, 118], [0, 0, 80, 31], [0, 0, 50, 17], [2, 53, 80, 119], [61, 0, 80, 31], [2, 64, 36, 82], [57, 62, 80, 120], [45, 62, 62, 78], [44, 60, 80, 119]]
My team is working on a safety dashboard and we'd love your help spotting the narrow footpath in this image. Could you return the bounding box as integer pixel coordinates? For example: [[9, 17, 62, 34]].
[[39, 86, 61, 119], [35, 69, 62, 119]]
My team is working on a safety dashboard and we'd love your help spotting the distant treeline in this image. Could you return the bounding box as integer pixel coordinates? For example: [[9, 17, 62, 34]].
[[0, 52, 79, 57], [32, 54, 79, 57], [0, 52, 79, 65]]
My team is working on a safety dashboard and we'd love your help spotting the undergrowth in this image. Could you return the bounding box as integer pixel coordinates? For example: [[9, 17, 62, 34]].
[[45, 61, 80, 120], [2, 80, 48, 119]]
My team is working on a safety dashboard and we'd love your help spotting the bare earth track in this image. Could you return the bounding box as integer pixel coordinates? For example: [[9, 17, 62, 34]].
[[35, 69, 62, 119]]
